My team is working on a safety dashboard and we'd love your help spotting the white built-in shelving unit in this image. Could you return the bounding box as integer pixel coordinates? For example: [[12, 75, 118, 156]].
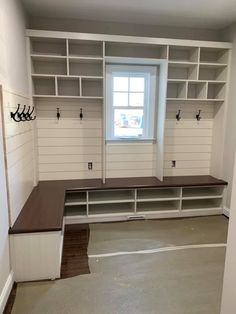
[[30, 37, 104, 99], [64, 185, 225, 223], [26, 30, 231, 220]]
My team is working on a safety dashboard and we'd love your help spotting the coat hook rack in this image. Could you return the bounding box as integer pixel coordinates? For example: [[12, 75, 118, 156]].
[[11, 104, 37, 122], [196, 110, 201, 121], [80, 108, 83, 121], [176, 110, 181, 121], [56, 108, 60, 120]]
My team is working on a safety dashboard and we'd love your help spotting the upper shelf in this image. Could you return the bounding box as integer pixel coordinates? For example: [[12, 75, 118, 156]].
[[29, 36, 230, 101]]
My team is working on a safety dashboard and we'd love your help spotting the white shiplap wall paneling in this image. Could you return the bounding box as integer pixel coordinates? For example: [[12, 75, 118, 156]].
[[2, 90, 34, 225], [164, 101, 214, 176], [36, 98, 102, 180]]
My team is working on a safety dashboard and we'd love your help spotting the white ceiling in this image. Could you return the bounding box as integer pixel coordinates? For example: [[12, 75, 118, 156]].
[[22, 0, 236, 29]]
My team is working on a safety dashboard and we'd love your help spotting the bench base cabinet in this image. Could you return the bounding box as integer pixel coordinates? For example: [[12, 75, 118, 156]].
[[10, 230, 64, 282], [64, 185, 225, 224]]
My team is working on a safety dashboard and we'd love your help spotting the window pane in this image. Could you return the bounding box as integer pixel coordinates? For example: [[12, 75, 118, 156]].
[[129, 92, 144, 107], [113, 92, 128, 107], [130, 77, 145, 92], [113, 77, 129, 91], [114, 109, 144, 137]]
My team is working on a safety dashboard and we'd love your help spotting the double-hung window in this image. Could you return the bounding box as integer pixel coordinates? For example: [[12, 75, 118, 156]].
[[106, 64, 157, 140]]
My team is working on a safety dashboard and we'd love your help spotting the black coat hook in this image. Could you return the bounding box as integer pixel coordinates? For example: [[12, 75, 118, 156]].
[[18, 105, 27, 121], [176, 110, 181, 121], [29, 107, 36, 120], [10, 104, 21, 122], [57, 108, 60, 120], [196, 110, 201, 121], [80, 108, 83, 120]]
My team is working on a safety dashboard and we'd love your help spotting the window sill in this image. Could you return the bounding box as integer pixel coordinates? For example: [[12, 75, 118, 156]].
[[106, 138, 156, 144]]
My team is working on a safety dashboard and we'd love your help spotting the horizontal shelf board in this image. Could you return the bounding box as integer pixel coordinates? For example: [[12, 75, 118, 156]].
[[31, 54, 67, 61], [137, 197, 180, 202], [65, 201, 87, 206], [89, 199, 134, 204], [32, 95, 103, 99], [182, 196, 223, 200], [182, 207, 222, 212], [167, 79, 226, 84], [137, 210, 179, 214], [168, 61, 198, 66], [199, 62, 228, 68], [88, 212, 134, 217], [167, 98, 224, 102], [32, 74, 104, 79], [69, 56, 103, 61]]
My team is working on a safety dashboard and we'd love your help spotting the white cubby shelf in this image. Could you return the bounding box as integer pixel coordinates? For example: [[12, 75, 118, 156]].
[[64, 185, 225, 223]]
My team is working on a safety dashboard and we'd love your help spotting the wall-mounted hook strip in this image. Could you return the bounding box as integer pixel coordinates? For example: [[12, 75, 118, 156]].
[[57, 108, 60, 120], [80, 108, 83, 120], [196, 110, 201, 121], [176, 110, 181, 121]]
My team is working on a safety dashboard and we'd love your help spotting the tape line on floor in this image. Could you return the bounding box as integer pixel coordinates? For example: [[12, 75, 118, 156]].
[[88, 243, 227, 258]]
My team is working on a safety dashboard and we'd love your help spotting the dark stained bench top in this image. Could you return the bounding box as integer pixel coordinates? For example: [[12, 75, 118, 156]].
[[9, 176, 227, 234]]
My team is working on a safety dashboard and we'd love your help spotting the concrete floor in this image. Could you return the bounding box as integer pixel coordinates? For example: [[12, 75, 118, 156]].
[[12, 216, 228, 314]]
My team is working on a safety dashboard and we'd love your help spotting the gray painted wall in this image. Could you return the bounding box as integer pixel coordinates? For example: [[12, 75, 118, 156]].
[[220, 23, 236, 209], [29, 16, 222, 41]]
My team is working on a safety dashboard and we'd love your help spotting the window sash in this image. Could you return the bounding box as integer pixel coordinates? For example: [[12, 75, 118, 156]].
[[106, 64, 156, 140]]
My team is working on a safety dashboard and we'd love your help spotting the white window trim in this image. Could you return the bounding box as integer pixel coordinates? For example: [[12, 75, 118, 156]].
[[106, 64, 157, 141]]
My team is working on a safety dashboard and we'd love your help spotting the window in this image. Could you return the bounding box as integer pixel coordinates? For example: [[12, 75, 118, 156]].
[[106, 64, 157, 140]]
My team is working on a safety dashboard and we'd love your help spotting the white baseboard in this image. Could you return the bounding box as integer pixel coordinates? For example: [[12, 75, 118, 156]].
[[0, 270, 14, 314], [223, 207, 230, 218]]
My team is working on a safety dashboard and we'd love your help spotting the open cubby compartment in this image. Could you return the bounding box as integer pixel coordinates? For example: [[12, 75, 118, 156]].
[[199, 64, 227, 81], [81, 78, 103, 97], [69, 39, 103, 58], [168, 46, 199, 62], [187, 82, 207, 99], [69, 59, 103, 76], [137, 200, 180, 212], [32, 57, 67, 75], [65, 205, 87, 216], [65, 190, 87, 205], [137, 188, 181, 200], [200, 47, 229, 64], [182, 198, 222, 210], [33, 77, 55, 96], [207, 82, 225, 100], [57, 77, 80, 96], [30, 37, 67, 56], [182, 186, 224, 199], [89, 189, 134, 203], [168, 63, 198, 80], [89, 202, 134, 215], [167, 81, 187, 99], [105, 42, 168, 59]]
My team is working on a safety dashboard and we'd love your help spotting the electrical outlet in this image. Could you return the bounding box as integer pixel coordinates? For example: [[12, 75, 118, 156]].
[[88, 162, 93, 170], [171, 160, 176, 168]]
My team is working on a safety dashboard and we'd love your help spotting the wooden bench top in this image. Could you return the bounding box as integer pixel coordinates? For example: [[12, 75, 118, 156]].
[[9, 176, 227, 234]]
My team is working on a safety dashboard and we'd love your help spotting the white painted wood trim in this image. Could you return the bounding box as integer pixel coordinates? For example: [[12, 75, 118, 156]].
[[223, 207, 230, 217], [26, 29, 232, 49], [0, 270, 14, 314]]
